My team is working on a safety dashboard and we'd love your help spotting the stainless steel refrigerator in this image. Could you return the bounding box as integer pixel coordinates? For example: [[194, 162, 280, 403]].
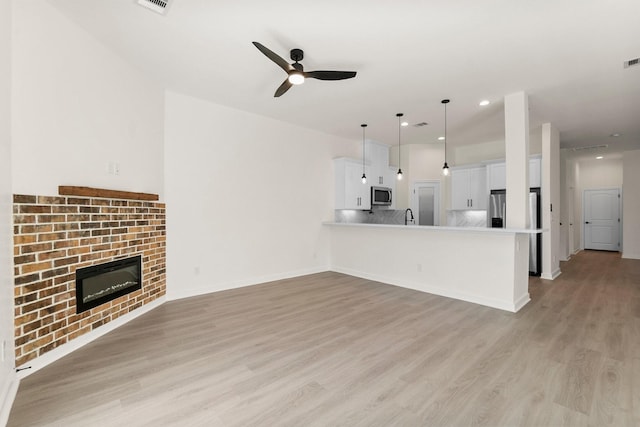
[[489, 188, 541, 276]]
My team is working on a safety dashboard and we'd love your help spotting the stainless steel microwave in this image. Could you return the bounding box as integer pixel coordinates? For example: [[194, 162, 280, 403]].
[[371, 186, 392, 206]]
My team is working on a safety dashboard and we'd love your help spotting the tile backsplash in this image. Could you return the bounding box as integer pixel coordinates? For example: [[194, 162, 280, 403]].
[[335, 209, 489, 227], [446, 210, 488, 227], [334, 209, 407, 225]]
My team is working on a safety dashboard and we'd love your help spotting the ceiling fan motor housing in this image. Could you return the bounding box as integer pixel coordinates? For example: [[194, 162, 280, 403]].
[[290, 48, 304, 62]]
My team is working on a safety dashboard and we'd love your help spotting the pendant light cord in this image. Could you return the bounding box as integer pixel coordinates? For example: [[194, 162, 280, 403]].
[[444, 102, 447, 163], [441, 99, 450, 176], [396, 113, 403, 177], [361, 123, 367, 184], [362, 125, 365, 174], [397, 113, 402, 162]]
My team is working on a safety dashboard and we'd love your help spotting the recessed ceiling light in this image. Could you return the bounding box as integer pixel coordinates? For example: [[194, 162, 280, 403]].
[[401, 121, 409, 127], [610, 133, 621, 137], [479, 100, 490, 106], [438, 136, 445, 141], [596, 156, 603, 160]]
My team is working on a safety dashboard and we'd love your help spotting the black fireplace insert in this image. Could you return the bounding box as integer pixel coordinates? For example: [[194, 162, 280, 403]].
[[75, 255, 142, 313]]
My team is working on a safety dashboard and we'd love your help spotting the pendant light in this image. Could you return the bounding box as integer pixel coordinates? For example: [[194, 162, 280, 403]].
[[361, 124, 367, 184], [396, 113, 403, 180], [441, 99, 450, 176]]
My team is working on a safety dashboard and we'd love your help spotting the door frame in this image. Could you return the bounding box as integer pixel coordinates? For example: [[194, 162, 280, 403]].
[[411, 180, 441, 226], [568, 186, 575, 255], [582, 187, 622, 251]]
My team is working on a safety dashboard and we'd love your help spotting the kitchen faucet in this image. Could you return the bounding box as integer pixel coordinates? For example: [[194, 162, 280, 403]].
[[404, 208, 414, 225]]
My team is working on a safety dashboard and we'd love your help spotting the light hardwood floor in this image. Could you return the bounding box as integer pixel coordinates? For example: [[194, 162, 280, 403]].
[[8, 251, 640, 426]]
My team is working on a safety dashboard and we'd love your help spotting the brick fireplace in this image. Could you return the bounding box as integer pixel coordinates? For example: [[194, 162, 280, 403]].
[[12, 187, 166, 367]]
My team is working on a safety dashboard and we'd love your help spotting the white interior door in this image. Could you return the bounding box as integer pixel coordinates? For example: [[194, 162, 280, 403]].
[[583, 188, 620, 251], [412, 181, 440, 226]]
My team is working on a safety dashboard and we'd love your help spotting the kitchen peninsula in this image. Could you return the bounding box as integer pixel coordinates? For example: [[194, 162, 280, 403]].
[[324, 222, 541, 312]]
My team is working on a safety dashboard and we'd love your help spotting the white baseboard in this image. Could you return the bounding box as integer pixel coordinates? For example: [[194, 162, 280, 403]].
[[330, 266, 529, 313], [0, 372, 18, 427], [541, 268, 562, 280], [17, 297, 166, 379], [622, 252, 640, 260], [167, 266, 330, 301], [512, 293, 532, 312]]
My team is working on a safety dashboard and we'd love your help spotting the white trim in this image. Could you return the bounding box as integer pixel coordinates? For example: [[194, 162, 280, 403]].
[[0, 373, 18, 427], [330, 266, 529, 313], [582, 187, 621, 251], [167, 266, 329, 301], [410, 180, 441, 226], [622, 252, 640, 260], [17, 297, 166, 379], [512, 293, 532, 312], [541, 268, 562, 280]]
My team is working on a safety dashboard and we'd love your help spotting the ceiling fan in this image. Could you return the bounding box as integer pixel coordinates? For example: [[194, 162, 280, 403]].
[[252, 42, 357, 97]]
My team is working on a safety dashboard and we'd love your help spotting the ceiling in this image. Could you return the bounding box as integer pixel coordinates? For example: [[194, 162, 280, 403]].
[[48, 0, 640, 154]]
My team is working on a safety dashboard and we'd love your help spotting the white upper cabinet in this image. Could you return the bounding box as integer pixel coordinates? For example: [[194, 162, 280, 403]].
[[450, 166, 487, 210], [487, 156, 541, 190], [365, 140, 391, 186], [487, 162, 507, 191], [334, 141, 395, 210], [334, 158, 370, 210], [529, 156, 541, 188]]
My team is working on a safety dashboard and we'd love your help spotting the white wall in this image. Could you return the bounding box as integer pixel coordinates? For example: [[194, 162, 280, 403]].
[[574, 157, 623, 250], [390, 143, 446, 214], [0, 0, 16, 422], [453, 127, 542, 166], [164, 91, 358, 299], [559, 150, 570, 260], [407, 144, 447, 223], [622, 150, 640, 259], [329, 225, 530, 312], [11, 1, 164, 198], [541, 123, 561, 279]]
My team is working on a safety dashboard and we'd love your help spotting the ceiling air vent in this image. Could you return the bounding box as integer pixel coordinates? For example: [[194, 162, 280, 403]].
[[624, 57, 639, 68], [571, 144, 608, 152], [137, 0, 171, 15], [413, 122, 429, 127]]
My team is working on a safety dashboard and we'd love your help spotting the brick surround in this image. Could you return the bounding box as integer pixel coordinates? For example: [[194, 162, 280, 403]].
[[13, 193, 166, 367]]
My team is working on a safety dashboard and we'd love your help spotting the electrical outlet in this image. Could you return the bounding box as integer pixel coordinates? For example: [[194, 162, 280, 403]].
[[194, 266, 200, 275], [1, 340, 5, 362], [113, 162, 120, 176]]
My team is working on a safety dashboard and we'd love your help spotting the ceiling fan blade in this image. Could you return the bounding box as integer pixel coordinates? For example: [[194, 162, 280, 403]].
[[274, 79, 293, 97], [252, 42, 294, 73], [305, 70, 357, 81]]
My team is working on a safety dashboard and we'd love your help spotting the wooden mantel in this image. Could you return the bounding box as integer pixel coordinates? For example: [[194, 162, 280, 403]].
[[58, 186, 159, 201]]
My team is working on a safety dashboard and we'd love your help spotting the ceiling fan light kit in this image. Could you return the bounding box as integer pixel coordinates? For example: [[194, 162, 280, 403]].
[[252, 42, 357, 97], [288, 72, 305, 85]]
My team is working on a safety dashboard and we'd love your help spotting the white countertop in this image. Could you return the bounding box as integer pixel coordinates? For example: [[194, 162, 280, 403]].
[[323, 222, 544, 234]]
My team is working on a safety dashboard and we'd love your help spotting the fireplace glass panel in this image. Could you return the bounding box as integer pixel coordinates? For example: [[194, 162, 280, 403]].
[[76, 256, 142, 313]]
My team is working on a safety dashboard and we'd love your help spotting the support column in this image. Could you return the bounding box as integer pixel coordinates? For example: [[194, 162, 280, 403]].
[[541, 123, 561, 279], [504, 92, 530, 229]]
